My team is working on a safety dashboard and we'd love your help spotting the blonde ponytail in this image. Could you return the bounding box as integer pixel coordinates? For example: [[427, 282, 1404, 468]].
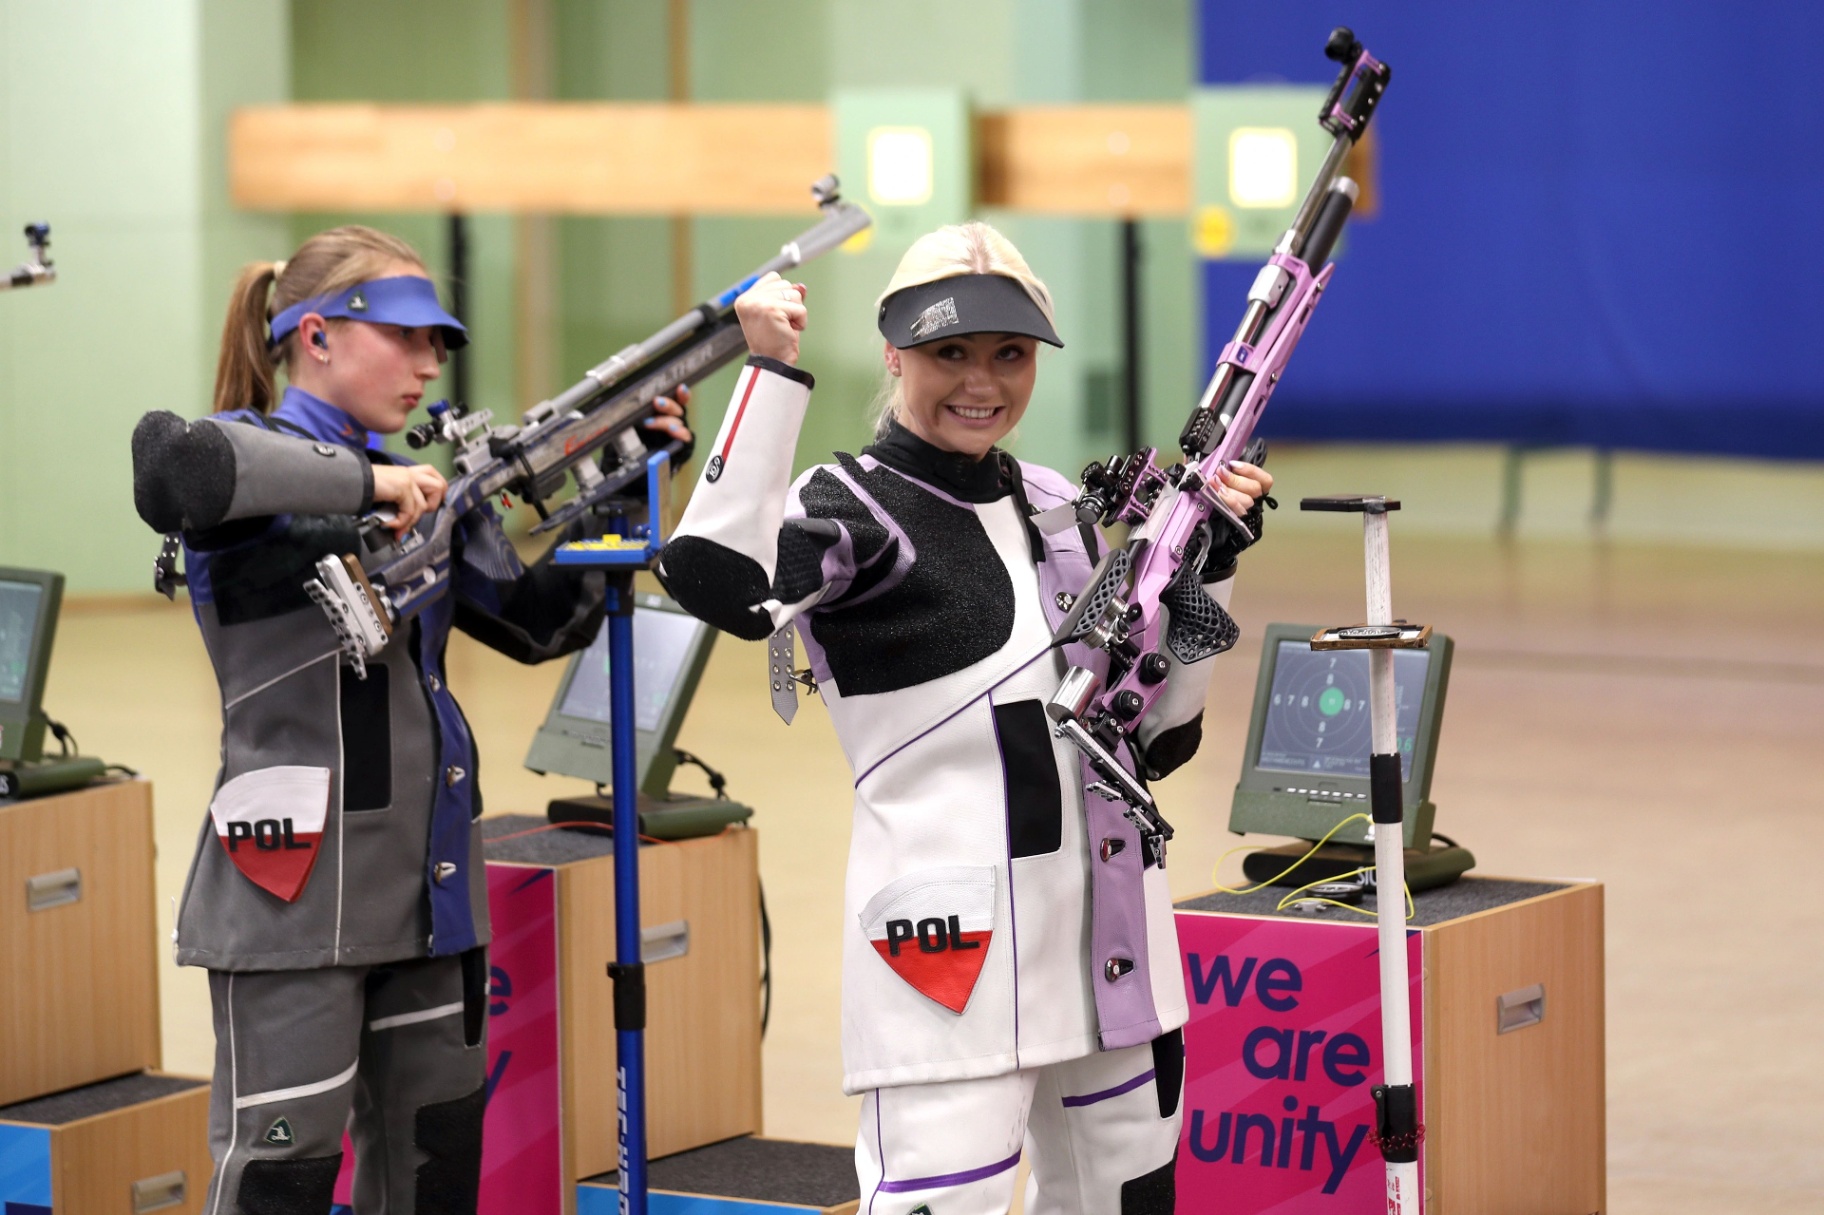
[[212, 262, 283, 414], [210, 225, 430, 414]]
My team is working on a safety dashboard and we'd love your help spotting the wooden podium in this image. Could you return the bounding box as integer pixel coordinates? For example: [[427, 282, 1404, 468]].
[[0, 781, 213, 1214], [477, 815, 764, 1211], [1174, 877, 1604, 1214], [0, 781, 161, 1106]]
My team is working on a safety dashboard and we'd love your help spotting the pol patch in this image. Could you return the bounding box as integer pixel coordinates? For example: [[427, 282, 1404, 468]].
[[264, 1117, 295, 1145], [859, 867, 996, 1014], [208, 766, 330, 902]]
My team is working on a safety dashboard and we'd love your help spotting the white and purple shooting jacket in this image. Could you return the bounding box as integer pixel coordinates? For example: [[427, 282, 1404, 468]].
[[659, 356, 1238, 1094]]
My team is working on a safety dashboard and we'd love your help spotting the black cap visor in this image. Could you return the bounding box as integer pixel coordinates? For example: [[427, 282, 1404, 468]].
[[877, 273, 1063, 350]]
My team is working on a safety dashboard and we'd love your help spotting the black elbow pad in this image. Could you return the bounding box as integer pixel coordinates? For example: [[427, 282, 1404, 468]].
[[655, 536, 777, 641], [131, 411, 189, 533]]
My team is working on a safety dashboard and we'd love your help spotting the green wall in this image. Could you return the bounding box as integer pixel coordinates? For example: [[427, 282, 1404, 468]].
[[547, 0, 1201, 483], [0, 0, 289, 592], [3, 0, 1818, 595], [0, 0, 1229, 593], [289, 0, 520, 466]]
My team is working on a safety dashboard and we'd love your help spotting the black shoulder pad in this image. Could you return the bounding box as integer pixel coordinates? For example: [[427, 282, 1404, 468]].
[[130, 411, 190, 533], [130, 411, 238, 532]]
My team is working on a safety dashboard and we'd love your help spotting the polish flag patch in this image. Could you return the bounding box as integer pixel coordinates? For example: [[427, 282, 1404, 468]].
[[208, 766, 331, 903], [859, 867, 997, 1014]]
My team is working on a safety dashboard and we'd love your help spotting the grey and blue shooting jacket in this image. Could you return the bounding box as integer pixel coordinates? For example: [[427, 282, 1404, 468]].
[[134, 387, 604, 971]]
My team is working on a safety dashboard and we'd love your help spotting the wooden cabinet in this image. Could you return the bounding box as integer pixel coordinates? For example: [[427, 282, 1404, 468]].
[[1422, 882, 1604, 1214], [481, 817, 764, 1187], [0, 1072, 212, 1215], [1174, 878, 1604, 1214], [0, 782, 161, 1107]]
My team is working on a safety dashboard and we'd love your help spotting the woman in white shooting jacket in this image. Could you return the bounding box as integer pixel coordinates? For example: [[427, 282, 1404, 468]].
[[657, 221, 1271, 1215]]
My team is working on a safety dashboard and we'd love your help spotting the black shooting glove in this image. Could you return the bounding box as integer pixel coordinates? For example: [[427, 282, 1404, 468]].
[[1201, 438, 1275, 584], [638, 388, 695, 468]]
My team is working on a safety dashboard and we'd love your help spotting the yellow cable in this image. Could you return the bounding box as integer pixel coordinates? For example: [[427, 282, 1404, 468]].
[[1210, 813, 1373, 895], [1275, 866, 1371, 908], [1275, 867, 1417, 922]]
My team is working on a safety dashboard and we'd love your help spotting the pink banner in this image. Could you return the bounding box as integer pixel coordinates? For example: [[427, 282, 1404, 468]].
[[1174, 911, 1423, 1213], [478, 864, 564, 1213], [331, 863, 564, 1214]]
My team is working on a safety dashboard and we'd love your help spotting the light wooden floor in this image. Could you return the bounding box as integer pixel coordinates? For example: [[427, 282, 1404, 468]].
[[51, 531, 1824, 1213]]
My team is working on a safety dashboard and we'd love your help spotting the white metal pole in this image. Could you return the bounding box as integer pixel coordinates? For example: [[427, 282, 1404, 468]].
[[1364, 508, 1420, 1213]]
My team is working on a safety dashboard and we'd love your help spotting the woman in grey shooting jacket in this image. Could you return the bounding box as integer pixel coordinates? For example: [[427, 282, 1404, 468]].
[[659, 222, 1270, 1215], [130, 225, 686, 1215]]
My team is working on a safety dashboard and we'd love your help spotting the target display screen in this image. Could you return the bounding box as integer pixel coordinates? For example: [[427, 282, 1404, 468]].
[[558, 607, 701, 734], [0, 580, 44, 703], [1256, 640, 1430, 781]]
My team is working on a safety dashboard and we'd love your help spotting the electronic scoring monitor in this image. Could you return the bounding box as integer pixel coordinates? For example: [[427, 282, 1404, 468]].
[[523, 592, 716, 797], [0, 567, 64, 764], [1229, 621, 1452, 849]]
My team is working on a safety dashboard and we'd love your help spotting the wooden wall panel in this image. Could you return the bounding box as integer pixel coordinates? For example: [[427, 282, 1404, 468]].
[[230, 103, 834, 215], [977, 105, 1190, 216], [229, 102, 1201, 218]]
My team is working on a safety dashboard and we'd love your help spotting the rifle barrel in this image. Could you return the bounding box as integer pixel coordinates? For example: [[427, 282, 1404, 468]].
[[548, 199, 871, 419], [1282, 132, 1355, 260]]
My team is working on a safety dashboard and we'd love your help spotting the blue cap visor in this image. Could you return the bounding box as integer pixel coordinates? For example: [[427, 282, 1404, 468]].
[[269, 276, 468, 349]]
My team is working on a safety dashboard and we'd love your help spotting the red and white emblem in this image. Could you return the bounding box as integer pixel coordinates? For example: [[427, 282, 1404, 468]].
[[208, 766, 330, 903], [859, 867, 997, 1014]]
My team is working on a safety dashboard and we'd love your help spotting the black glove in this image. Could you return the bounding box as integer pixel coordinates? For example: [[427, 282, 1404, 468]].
[[1201, 438, 1273, 583], [639, 388, 695, 468]]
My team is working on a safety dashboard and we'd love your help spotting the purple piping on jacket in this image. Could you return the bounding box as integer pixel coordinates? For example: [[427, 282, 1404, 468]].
[[851, 644, 1052, 789], [782, 467, 914, 616], [1060, 1067, 1156, 1108], [869, 1090, 884, 1215], [877, 1148, 1024, 1194], [855, 452, 980, 512], [812, 518, 858, 597]]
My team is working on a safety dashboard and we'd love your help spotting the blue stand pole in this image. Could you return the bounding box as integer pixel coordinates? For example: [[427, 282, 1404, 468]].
[[605, 583, 646, 1215], [555, 451, 674, 1215]]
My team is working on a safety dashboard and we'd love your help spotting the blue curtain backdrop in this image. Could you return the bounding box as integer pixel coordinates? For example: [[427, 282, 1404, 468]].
[[1197, 2, 1824, 459]]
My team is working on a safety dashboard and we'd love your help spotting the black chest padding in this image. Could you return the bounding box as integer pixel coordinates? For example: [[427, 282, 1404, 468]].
[[805, 454, 1015, 697], [199, 514, 360, 627]]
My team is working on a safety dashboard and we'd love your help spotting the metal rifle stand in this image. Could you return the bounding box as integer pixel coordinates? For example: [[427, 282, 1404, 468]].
[[1302, 494, 1428, 1215], [554, 451, 674, 1215]]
